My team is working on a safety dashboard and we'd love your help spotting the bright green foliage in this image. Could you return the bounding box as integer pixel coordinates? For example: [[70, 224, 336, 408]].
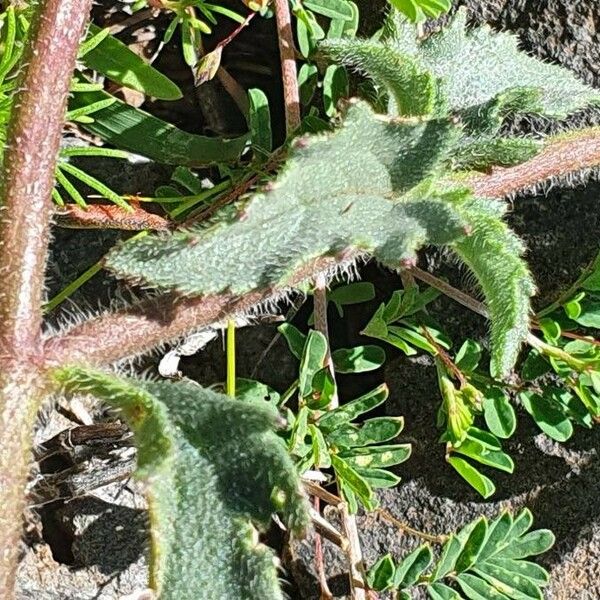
[[55, 367, 308, 600], [279, 329, 409, 512], [451, 137, 540, 171], [81, 24, 183, 100], [519, 337, 600, 438], [388, 0, 451, 23], [367, 509, 554, 599], [454, 198, 536, 378], [362, 290, 520, 496], [69, 85, 249, 166], [362, 286, 449, 357], [248, 88, 273, 154], [105, 98, 531, 376]]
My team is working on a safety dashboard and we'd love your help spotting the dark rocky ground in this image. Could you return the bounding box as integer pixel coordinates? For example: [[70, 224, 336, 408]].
[[17, 1, 600, 598]]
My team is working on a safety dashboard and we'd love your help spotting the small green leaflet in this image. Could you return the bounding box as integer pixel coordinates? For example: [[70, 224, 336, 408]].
[[367, 509, 553, 600]]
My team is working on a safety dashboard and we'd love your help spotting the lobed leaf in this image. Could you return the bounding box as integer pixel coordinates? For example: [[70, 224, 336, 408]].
[[321, 38, 437, 116], [105, 101, 466, 294], [385, 8, 600, 119]]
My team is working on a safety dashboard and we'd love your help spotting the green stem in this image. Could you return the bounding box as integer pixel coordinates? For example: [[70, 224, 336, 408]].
[[226, 319, 236, 397], [278, 379, 299, 407], [537, 250, 600, 318], [526, 333, 588, 372], [376, 509, 448, 545], [44, 261, 104, 312]]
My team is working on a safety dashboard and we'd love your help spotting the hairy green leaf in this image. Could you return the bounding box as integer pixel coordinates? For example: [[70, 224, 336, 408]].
[[451, 137, 540, 171], [55, 367, 308, 600], [321, 38, 437, 116], [453, 199, 536, 378], [106, 101, 466, 293], [386, 8, 600, 119]]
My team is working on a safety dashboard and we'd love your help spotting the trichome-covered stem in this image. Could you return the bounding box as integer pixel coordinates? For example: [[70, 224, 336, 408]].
[[470, 127, 600, 198], [0, 0, 93, 593]]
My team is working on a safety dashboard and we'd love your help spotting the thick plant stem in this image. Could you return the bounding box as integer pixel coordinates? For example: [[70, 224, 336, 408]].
[[0, 0, 93, 593], [0, 0, 92, 354], [470, 127, 600, 199], [43, 252, 365, 365], [0, 370, 46, 595]]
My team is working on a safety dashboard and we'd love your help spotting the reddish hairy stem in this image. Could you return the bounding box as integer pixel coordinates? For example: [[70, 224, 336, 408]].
[[45, 125, 600, 366], [0, 0, 91, 355], [44, 253, 362, 366], [0, 0, 93, 593], [470, 128, 600, 198], [55, 204, 171, 231]]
